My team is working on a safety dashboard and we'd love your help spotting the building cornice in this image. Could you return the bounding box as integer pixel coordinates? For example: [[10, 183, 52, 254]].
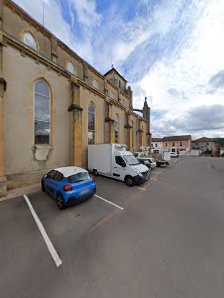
[[107, 79, 118, 91], [3, 30, 70, 78], [120, 89, 130, 100], [2, 30, 146, 122], [5, 0, 52, 38], [77, 79, 106, 99], [106, 79, 130, 100], [5, 0, 106, 81]]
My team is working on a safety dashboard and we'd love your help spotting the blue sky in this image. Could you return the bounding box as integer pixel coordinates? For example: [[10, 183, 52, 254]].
[[14, 0, 224, 138]]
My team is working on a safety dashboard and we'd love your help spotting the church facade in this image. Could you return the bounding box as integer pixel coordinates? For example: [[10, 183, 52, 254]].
[[0, 0, 151, 196]]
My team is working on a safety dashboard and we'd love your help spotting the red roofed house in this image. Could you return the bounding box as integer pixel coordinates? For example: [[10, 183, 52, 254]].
[[192, 137, 222, 157]]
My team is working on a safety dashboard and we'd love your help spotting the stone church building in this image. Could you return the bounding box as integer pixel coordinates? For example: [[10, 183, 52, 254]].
[[0, 0, 151, 196]]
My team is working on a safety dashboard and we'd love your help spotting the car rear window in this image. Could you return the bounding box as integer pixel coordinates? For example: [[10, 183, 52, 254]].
[[67, 172, 91, 183]]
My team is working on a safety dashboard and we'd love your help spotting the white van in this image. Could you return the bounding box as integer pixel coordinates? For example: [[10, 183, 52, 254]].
[[88, 144, 149, 186]]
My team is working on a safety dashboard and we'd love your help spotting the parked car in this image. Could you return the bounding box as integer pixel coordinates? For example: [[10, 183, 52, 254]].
[[146, 157, 157, 169], [41, 166, 96, 209], [134, 152, 157, 170], [154, 158, 169, 167], [88, 144, 149, 186], [170, 152, 179, 158], [136, 157, 151, 169], [133, 152, 144, 158]]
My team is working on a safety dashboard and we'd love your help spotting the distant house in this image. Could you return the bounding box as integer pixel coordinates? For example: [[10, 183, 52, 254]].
[[215, 138, 224, 156], [151, 138, 163, 153], [192, 137, 224, 157], [151, 135, 192, 155], [162, 135, 192, 155]]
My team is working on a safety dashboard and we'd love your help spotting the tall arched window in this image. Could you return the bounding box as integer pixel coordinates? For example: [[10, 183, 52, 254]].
[[34, 80, 51, 144], [115, 113, 119, 143], [92, 80, 98, 89], [67, 62, 75, 74], [88, 103, 95, 144], [131, 120, 134, 150], [136, 119, 138, 150], [22, 32, 37, 50]]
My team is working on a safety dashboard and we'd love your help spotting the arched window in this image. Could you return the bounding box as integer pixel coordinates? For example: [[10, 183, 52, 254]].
[[115, 113, 119, 143], [88, 103, 95, 144], [22, 32, 37, 50], [67, 62, 75, 74], [92, 80, 98, 89], [34, 80, 51, 144], [131, 120, 134, 150]]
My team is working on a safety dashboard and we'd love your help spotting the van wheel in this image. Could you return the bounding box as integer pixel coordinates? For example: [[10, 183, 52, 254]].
[[93, 169, 98, 176], [56, 193, 65, 210], [125, 176, 134, 187]]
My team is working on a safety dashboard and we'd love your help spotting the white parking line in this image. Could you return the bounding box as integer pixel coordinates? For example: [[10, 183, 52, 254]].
[[94, 194, 124, 211], [150, 178, 157, 181], [23, 195, 62, 268], [96, 176, 147, 190], [134, 186, 146, 191]]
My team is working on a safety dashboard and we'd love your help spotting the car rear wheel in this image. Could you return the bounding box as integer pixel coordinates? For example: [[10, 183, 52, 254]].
[[125, 176, 134, 187], [41, 180, 46, 192], [56, 193, 65, 210]]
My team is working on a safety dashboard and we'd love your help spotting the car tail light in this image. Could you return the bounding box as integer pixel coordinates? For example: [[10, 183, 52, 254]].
[[63, 184, 73, 191], [92, 177, 96, 183]]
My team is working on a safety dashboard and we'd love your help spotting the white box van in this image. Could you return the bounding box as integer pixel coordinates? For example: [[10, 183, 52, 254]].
[[88, 144, 149, 186]]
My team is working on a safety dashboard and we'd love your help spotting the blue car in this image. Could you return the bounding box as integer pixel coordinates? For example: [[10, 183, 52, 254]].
[[41, 166, 96, 209]]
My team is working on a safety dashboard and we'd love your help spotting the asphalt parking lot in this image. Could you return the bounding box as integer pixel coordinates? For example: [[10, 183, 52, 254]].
[[0, 161, 171, 297], [1, 157, 224, 298]]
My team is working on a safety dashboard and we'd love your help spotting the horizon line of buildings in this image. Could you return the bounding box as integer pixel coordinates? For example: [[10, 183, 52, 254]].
[[151, 135, 224, 157]]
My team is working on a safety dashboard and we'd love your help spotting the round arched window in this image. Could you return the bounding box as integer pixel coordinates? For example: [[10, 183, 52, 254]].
[[131, 120, 134, 150], [34, 80, 51, 144], [115, 113, 119, 143], [67, 62, 75, 74], [88, 103, 95, 144], [92, 80, 98, 89], [22, 32, 37, 50]]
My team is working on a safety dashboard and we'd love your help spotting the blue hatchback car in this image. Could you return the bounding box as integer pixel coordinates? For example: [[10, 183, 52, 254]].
[[41, 166, 96, 209]]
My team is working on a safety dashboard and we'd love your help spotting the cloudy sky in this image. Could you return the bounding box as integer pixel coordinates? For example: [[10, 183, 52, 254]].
[[14, 0, 224, 138]]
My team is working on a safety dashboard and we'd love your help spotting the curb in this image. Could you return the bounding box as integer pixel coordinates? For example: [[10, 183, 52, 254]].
[[0, 183, 41, 203]]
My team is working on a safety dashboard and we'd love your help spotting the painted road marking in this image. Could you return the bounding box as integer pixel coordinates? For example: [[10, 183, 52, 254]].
[[94, 194, 124, 211], [23, 194, 62, 268], [150, 178, 157, 181], [96, 176, 147, 190], [134, 186, 146, 191]]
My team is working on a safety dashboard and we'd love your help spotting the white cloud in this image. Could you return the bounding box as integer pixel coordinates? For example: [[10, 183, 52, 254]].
[[132, 0, 224, 138], [68, 0, 101, 27]]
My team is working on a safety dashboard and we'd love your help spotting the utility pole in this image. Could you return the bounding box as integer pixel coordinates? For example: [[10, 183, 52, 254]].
[[43, 0, 45, 28]]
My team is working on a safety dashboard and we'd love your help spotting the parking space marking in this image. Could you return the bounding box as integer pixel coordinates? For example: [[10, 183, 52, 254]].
[[94, 194, 124, 211], [96, 177, 148, 191], [134, 186, 146, 191], [150, 177, 158, 181], [23, 194, 62, 268]]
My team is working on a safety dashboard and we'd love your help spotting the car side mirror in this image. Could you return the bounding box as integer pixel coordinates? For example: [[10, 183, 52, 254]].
[[121, 162, 126, 167]]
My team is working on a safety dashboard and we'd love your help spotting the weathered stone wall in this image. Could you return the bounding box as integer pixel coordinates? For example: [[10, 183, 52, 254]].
[[3, 45, 72, 188]]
